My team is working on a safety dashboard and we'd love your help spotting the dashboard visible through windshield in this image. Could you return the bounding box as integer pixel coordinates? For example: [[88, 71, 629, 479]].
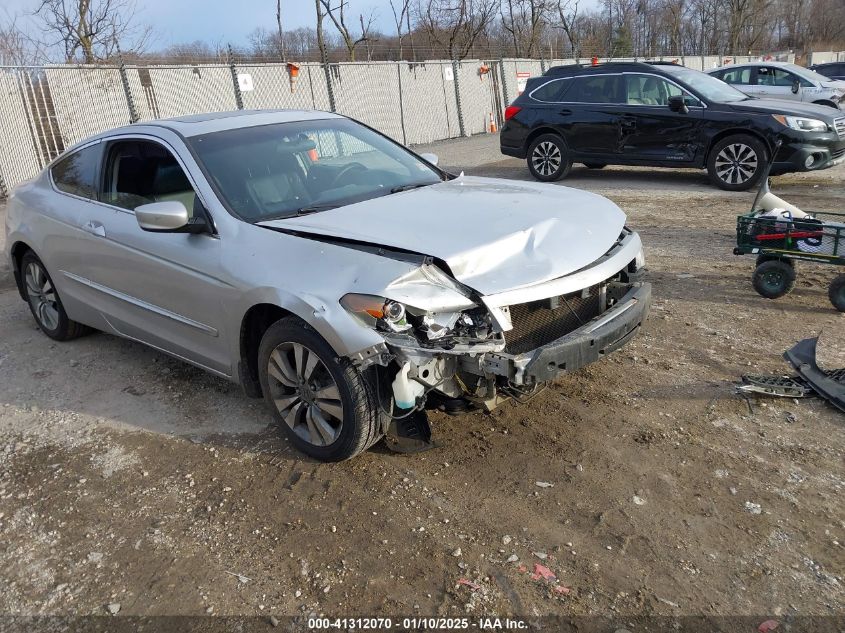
[[188, 118, 444, 222]]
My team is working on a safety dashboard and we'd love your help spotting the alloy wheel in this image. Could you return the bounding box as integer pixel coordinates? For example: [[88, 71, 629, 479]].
[[531, 141, 562, 177], [715, 143, 758, 186], [25, 262, 59, 331], [266, 342, 343, 447]]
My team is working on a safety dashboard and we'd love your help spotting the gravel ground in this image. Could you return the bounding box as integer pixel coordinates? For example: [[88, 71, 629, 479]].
[[1, 136, 844, 623]]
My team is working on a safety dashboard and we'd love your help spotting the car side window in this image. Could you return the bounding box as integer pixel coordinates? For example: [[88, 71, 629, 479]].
[[565, 75, 623, 103], [102, 140, 198, 215], [625, 74, 700, 107], [50, 144, 101, 199], [530, 78, 571, 102], [720, 67, 752, 85], [758, 67, 811, 87]]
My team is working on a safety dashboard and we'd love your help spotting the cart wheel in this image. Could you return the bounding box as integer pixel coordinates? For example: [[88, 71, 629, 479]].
[[829, 275, 845, 312], [752, 260, 796, 299]]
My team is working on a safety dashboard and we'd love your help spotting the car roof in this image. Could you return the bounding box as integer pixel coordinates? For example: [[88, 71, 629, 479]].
[[103, 109, 343, 139], [719, 61, 794, 68], [543, 61, 678, 76]]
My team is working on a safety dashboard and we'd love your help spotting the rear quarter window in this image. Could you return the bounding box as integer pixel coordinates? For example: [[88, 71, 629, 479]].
[[50, 144, 101, 199], [530, 78, 571, 102]]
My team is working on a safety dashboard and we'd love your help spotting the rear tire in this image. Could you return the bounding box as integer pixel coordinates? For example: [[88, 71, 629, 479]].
[[257, 317, 382, 461], [707, 134, 767, 191], [21, 251, 88, 341], [752, 259, 796, 299], [829, 275, 845, 312], [527, 134, 572, 182]]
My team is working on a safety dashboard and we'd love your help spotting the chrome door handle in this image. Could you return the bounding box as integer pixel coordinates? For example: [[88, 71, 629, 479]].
[[82, 220, 106, 237]]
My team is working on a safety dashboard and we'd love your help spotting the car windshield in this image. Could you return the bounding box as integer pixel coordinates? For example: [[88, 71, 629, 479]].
[[781, 63, 832, 83], [661, 65, 750, 103], [188, 118, 443, 222]]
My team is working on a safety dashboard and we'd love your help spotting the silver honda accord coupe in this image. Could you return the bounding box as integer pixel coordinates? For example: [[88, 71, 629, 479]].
[[5, 110, 651, 461]]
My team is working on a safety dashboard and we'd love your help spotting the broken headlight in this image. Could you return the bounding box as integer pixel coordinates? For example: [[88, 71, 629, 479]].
[[340, 293, 493, 344]]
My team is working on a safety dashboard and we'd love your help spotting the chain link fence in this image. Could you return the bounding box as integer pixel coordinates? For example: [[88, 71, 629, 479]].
[[0, 49, 830, 195]]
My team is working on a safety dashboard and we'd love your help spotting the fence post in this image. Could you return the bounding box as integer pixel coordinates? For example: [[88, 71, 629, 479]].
[[118, 63, 139, 124], [228, 45, 244, 110], [396, 62, 408, 145], [451, 59, 466, 138], [321, 48, 337, 113], [499, 58, 510, 106]]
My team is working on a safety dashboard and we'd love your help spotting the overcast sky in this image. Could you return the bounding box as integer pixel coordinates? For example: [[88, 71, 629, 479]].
[[6, 0, 403, 49]]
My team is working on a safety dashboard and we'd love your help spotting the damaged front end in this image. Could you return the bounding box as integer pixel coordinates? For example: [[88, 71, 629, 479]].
[[341, 228, 651, 429]]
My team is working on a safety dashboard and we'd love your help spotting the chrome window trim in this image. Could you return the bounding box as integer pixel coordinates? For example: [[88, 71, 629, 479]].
[[527, 71, 706, 108]]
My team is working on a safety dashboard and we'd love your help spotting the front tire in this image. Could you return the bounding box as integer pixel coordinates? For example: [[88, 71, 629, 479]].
[[257, 318, 382, 461], [829, 275, 845, 312], [527, 134, 572, 182], [21, 251, 88, 341], [707, 134, 767, 191]]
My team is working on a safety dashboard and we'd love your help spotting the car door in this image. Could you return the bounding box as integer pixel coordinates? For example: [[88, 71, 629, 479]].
[[754, 66, 802, 101], [556, 73, 625, 159], [69, 136, 232, 375], [618, 73, 704, 163], [717, 66, 755, 96]]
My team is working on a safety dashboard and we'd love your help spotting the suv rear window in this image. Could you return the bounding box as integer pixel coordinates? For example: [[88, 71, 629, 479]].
[[564, 75, 623, 103], [50, 144, 101, 199]]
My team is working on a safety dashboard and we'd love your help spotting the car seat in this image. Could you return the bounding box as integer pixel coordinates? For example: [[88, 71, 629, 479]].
[[152, 162, 196, 216]]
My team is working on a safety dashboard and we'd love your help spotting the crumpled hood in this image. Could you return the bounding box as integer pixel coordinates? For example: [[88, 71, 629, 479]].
[[259, 175, 626, 296], [822, 80, 845, 92]]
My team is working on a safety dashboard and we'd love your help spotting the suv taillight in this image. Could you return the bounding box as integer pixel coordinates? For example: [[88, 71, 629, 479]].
[[504, 105, 522, 121]]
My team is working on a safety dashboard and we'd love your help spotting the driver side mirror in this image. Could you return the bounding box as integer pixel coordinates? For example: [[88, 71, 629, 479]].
[[668, 95, 689, 114], [791, 80, 800, 94], [135, 201, 209, 234], [419, 152, 439, 166]]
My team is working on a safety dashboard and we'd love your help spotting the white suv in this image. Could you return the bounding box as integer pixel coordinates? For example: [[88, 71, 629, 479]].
[[709, 61, 845, 110]]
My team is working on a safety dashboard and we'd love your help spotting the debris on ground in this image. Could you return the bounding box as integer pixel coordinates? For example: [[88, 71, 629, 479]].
[[457, 578, 481, 591], [530, 564, 556, 581]]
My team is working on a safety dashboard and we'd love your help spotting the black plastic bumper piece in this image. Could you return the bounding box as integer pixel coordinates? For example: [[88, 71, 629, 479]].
[[517, 282, 651, 384], [783, 337, 845, 414]]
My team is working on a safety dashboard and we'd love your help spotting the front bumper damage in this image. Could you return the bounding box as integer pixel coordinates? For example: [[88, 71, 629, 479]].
[[476, 282, 651, 385]]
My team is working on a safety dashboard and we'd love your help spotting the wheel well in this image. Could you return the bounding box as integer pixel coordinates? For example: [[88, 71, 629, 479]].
[[9, 242, 32, 301], [705, 129, 771, 166], [239, 303, 293, 398], [524, 126, 565, 153], [812, 100, 837, 109]]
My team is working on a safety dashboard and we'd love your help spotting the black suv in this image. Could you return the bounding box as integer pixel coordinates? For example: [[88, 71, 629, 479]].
[[500, 62, 845, 190], [810, 62, 845, 81]]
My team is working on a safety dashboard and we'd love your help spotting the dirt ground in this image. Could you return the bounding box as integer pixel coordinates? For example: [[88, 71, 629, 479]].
[[1, 138, 844, 626]]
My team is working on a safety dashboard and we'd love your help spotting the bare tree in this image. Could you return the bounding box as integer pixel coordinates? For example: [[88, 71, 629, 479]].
[[389, 0, 414, 58], [416, 0, 499, 59], [276, 0, 287, 59], [0, 12, 46, 65], [315, 0, 329, 63], [553, 0, 581, 61], [319, 0, 377, 61], [500, 0, 549, 57], [34, 0, 151, 63]]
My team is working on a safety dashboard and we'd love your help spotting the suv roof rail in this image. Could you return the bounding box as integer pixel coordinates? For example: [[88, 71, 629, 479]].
[[645, 60, 683, 66], [543, 61, 657, 76]]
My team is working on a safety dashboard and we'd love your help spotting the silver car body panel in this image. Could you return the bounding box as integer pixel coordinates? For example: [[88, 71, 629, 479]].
[[5, 110, 646, 393]]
